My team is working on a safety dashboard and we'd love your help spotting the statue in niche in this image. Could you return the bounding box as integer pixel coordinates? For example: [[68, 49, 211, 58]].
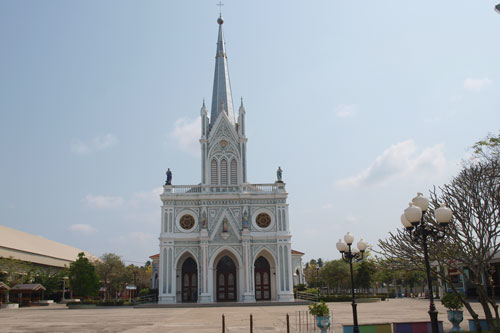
[[242, 211, 249, 229], [165, 168, 172, 185], [223, 218, 228, 232], [276, 166, 283, 182], [201, 212, 207, 229]]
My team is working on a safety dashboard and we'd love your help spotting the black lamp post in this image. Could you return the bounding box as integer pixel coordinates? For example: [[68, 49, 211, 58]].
[[336, 233, 368, 333], [401, 193, 453, 333]]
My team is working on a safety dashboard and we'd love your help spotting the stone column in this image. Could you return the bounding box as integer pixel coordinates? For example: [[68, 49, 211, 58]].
[[241, 232, 255, 302], [198, 234, 212, 303], [158, 241, 176, 304]]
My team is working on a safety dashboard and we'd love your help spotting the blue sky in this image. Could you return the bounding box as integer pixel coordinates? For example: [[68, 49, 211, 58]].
[[1, 1, 499, 265]]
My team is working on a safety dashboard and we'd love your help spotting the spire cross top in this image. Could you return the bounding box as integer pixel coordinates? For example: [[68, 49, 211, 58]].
[[216, 1, 224, 15]]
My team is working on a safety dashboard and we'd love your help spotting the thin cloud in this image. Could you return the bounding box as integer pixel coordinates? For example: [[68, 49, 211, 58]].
[[335, 104, 357, 118], [71, 134, 118, 155], [69, 224, 97, 235], [170, 117, 200, 157], [338, 140, 446, 187], [83, 194, 124, 209], [463, 78, 492, 92]]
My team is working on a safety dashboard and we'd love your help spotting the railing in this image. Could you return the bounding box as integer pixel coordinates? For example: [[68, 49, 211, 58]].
[[134, 294, 157, 305], [295, 291, 320, 302], [163, 183, 283, 195], [295, 310, 334, 332]]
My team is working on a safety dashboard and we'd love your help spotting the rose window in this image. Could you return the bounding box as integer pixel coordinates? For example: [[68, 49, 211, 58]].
[[256, 213, 271, 228], [180, 215, 195, 230]]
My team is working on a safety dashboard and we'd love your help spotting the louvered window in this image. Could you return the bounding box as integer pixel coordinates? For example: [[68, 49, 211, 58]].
[[221, 159, 228, 185], [230, 159, 237, 185], [211, 159, 218, 185]]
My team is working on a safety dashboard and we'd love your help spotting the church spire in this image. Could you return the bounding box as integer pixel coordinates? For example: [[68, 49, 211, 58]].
[[210, 15, 235, 126]]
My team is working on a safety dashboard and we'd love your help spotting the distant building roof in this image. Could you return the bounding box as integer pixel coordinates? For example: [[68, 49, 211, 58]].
[[0, 225, 94, 268], [11, 283, 46, 292], [149, 254, 160, 259]]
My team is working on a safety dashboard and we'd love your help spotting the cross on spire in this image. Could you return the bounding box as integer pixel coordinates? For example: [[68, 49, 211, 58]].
[[217, 1, 224, 16]]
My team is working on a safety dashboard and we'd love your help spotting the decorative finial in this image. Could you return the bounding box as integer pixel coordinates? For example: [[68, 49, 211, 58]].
[[217, 1, 224, 24], [240, 97, 244, 106], [202, 98, 206, 107]]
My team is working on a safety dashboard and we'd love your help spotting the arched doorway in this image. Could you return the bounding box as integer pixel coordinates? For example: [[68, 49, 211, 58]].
[[254, 256, 271, 301], [216, 256, 236, 302], [181, 257, 197, 302]]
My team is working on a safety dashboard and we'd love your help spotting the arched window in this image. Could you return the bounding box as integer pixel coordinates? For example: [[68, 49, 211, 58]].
[[211, 159, 218, 185], [230, 159, 237, 185], [221, 159, 228, 185]]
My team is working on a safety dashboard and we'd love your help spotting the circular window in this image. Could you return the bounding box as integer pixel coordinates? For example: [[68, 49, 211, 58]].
[[180, 215, 195, 230], [256, 213, 271, 228]]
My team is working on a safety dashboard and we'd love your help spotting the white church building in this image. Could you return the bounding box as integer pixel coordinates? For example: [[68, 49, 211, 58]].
[[156, 15, 299, 304]]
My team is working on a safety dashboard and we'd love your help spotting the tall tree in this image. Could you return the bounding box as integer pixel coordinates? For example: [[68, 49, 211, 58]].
[[317, 258, 324, 268], [33, 268, 67, 301], [355, 260, 376, 292], [379, 135, 500, 331], [0, 257, 33, 287], [68, 252, 100, 299], [321, 259, 349, 294], [96, 253, 128, 300]]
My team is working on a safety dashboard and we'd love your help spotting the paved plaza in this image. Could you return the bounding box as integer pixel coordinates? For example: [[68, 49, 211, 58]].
[[0, 299, 490, 332]]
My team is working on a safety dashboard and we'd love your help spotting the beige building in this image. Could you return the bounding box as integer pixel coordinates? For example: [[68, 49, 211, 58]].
[[0, 224, 93, 269]]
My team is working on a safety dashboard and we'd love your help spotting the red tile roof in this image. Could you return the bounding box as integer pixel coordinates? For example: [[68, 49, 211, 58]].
[[291, 250, 304, 255]]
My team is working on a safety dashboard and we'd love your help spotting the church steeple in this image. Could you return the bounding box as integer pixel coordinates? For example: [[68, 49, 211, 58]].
[[210, 15, 235, 126]]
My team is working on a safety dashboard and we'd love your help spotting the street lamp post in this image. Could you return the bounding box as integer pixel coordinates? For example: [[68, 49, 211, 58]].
[[401, 193, 453, 333], [336, 233, 368, 333]]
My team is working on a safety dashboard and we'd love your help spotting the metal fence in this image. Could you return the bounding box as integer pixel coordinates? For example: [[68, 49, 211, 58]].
[[133, 294, 157, 305], [294, 310, 334, 333]]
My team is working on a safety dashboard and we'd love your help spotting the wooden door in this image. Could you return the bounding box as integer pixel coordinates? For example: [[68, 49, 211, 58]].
[[181, 257, 197, 302], [254, 256, 271, 301], [216, 256, 237, 301]]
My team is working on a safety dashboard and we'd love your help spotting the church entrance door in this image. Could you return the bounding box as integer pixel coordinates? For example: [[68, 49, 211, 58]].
[[254, 256, 271, 301], [181, 257, 197, 302], [216, 256, 237, 302]]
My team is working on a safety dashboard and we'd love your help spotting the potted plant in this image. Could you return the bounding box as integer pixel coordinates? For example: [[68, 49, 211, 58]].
[[441, 292, 464, 332], [308, 300, 331, 332]]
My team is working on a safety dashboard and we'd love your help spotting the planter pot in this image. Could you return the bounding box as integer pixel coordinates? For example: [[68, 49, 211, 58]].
[[315, 315, 331, 333], [448, 310, 464, 332]]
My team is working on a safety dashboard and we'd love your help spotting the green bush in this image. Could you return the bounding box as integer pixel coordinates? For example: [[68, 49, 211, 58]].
[[294, 284, 306, 292], [308, 301, 330, 316], [96, 300, 125, 306], [139, 288, 150, 296], [441, 293, 463, 311], [305, 288, 318, 294]]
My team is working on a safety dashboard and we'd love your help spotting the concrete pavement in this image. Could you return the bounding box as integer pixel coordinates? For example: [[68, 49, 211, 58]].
[[0, 298, 491, 332]]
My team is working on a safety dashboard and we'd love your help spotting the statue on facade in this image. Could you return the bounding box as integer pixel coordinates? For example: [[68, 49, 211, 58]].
[[242, 211, 249, 229], [201, 212, 207, 229], [276, 166, 283, 182], [223, 218, 228, 232], [165, 168, 172, 185]]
